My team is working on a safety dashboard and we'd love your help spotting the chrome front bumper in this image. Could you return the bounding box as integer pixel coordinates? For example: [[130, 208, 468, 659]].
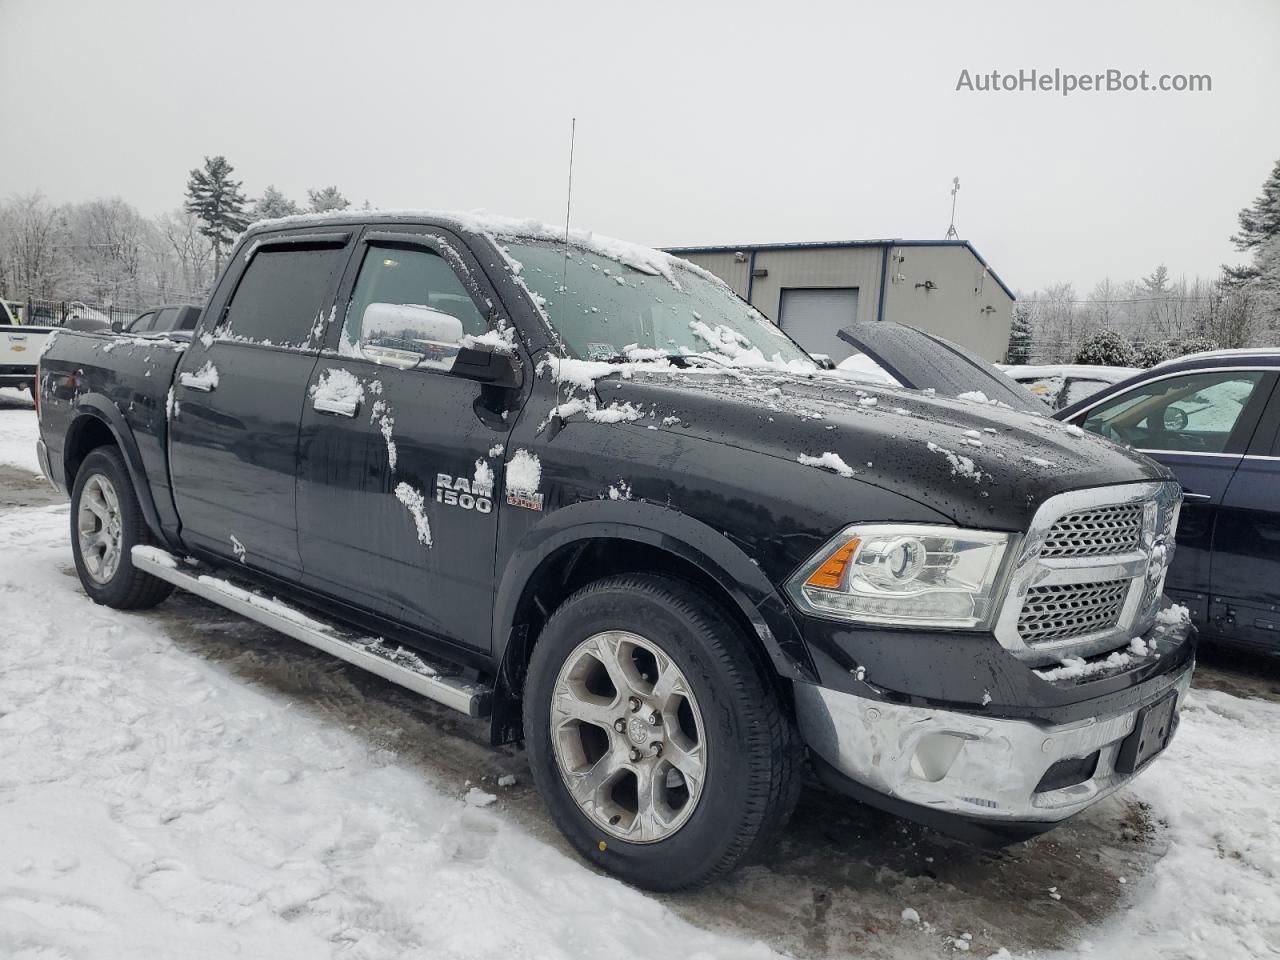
[[797, 653, 1193, 825]]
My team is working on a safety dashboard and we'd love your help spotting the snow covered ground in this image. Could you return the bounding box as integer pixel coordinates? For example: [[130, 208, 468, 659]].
[[0, 387, 40, 476], [1, 400, 1278, 959], [0, 505, 777, 960]]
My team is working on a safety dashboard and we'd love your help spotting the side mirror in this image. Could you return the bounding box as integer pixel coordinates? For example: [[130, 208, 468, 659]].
[[360, 302, 465, 370], [110, 320, 124, 334], [1163, 407, 1189, 431], [451, 345, 522, 389]]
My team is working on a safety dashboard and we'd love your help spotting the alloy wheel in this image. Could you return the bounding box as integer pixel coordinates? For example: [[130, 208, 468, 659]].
[[549, 630, 707, 844], [78, 473, 123, 584]]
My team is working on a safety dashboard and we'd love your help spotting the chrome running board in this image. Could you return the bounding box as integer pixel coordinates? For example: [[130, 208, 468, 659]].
[[131, 546, 491, 717]]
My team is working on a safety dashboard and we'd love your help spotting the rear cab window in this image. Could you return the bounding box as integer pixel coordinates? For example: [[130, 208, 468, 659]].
[[222, 244, 348, 347]]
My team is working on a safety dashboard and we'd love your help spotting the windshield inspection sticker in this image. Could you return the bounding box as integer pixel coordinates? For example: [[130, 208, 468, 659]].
[[586, 342, 620, 361]]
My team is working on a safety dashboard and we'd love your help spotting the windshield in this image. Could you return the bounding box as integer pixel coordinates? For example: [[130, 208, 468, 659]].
[[505, 240, 815, 368]]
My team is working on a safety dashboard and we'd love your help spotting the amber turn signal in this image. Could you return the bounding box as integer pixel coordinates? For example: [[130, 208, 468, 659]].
[[805, 538, 860, 590]]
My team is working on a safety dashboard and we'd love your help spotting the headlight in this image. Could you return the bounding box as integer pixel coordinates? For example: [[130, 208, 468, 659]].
[[786, 524, 1011, 628]]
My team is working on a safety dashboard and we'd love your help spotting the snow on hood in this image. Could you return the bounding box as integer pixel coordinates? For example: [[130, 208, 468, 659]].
[[592, 369, 1172, 531]]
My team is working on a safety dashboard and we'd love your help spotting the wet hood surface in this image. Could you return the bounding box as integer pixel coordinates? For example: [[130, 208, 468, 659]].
[[597, 368, 1172, 531]]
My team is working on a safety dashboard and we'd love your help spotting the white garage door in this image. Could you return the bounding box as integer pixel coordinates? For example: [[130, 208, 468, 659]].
[[778, 288, 860, 361]]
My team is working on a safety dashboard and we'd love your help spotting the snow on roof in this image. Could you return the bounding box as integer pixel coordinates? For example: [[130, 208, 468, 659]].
[[832, 352, 901, 386], [242, 208, 727, 290], [1153, 347, 1280, 368], [1001, 364, 1141, 381]]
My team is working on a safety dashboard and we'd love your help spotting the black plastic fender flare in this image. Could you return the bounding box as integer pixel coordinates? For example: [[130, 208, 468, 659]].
[[489, 498, 817, 742], [66, 397, 171, 548]]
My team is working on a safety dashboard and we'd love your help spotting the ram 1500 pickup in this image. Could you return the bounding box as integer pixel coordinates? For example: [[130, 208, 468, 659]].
[[36, 211, 1194, 890]]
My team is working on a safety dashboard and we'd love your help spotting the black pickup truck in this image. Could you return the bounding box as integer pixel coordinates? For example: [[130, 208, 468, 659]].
[[36, 211, 1194, 889]]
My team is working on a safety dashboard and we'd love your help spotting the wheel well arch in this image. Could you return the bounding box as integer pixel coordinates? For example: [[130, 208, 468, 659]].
[[489, 521, 810, 745], [61, 406, 166, 544], [64, 414, 118, 484]]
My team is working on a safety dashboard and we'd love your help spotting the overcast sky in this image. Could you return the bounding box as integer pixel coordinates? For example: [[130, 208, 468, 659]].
[[2, 0, 1278, 292]]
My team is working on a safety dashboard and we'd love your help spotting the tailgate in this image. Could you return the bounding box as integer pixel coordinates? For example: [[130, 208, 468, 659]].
[[2, 327, 49, 368]]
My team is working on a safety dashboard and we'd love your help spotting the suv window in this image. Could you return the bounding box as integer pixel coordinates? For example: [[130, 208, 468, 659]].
[[152, 307, 180, 332], [223, 245, 346, 346], [1081, 371, 1266, 454], [129, 312, 157, 332], [341, 243, 487, 354]]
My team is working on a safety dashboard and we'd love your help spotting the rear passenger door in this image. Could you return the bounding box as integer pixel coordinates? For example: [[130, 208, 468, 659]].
[[169, 230, 354, 578], [296, 226, 520, 652], [1210, 378, 1280, 647]]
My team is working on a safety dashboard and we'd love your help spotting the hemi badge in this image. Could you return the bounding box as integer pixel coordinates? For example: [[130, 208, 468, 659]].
[[506, 491, 544, 511]]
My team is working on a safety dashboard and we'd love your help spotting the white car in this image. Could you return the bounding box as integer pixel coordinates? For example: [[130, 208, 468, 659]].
[[1, 302, 55, 393], [1000, 363, 1141, 410], [830, 352, 902, 386]]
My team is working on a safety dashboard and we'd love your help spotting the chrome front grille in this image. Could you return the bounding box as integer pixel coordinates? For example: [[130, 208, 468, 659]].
[[995, 481, 1183, 664], [1041, 503, 1144, 558], [1017, 580, 1129, 645]]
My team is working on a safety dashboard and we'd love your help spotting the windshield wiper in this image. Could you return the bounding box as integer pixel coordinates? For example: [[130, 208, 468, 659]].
[[598, 352, 728, 369]]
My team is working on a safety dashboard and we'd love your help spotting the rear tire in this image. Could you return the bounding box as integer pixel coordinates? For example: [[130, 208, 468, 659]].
[[70, 447, 174, 610], [523, 573, 800, 890]]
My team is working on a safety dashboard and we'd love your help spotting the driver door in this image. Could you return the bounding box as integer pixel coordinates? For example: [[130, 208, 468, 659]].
[[1073, 369, 1275, 623], [296, 226, 521, 652]]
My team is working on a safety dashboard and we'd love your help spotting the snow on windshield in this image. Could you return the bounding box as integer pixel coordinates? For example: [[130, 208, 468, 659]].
[[505, 241, 813, 369]]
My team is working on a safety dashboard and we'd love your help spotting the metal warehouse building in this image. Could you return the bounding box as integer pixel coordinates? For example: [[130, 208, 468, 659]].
[[665, 240, 1015, 363]]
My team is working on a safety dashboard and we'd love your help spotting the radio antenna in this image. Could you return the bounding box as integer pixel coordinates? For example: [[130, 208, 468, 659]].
[[561, 117, 577, 293], [554, 118, 577, 413]]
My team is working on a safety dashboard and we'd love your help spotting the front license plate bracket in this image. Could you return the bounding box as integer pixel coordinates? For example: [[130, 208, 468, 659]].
[[1115, 692, 1178, 774]]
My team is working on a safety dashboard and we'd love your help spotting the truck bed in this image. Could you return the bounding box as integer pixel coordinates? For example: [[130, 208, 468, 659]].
[[38, 330, 191, 536]]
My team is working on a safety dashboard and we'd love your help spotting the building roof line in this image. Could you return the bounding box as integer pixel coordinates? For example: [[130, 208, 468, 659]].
[[662, 238, 1016, 301]]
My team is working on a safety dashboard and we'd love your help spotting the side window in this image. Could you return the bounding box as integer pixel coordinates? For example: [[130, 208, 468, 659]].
[[222, 245, 346, 346], [341, 243, 487, 369], [1062, 378, 1109, 408], [1082, 371, 1266, 454], [1021, 375, 1063, 407], [129, 312, 156, 333], [152, 307, 179, 332]]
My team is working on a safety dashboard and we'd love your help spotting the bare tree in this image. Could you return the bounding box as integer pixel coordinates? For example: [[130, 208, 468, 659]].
[[62, 197, 151, 307], [0, 191, 67, 300], [155, 208, 214, 300]]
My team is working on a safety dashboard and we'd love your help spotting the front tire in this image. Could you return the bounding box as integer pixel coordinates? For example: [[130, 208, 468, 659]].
[[70, 447, 173, 610], [524, 573, 800, 890]]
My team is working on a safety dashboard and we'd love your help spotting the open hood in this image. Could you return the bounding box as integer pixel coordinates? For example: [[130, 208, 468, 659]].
[[837, 322, 1043, 414]]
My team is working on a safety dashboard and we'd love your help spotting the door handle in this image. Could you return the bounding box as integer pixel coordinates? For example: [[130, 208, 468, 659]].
[[312, 396, 359, 417], [178, 371, 217, 392], [1181, 489, 1212, 502]]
